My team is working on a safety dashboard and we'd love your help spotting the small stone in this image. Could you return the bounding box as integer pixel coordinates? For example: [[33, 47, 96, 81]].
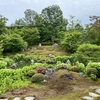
[[96, 88, 100, 94], [13, 97, 20, 100], [89, 92, 100, 97], [82, 96, 93, 100], [25, 97, 35, 100]]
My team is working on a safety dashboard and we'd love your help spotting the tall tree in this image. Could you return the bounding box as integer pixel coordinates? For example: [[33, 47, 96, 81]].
[[24, 9, 38, 25], [41, 5, 67, 43], [0, 14, 8, 35], [86, 16, 100, 45]]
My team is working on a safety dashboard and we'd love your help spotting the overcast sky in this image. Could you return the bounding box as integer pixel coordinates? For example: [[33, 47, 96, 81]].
[[0, 0, 100, 26]]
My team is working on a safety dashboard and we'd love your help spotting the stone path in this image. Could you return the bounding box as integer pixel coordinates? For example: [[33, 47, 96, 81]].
[[0, 96, 35, 100], [82, 88, 100, 100]]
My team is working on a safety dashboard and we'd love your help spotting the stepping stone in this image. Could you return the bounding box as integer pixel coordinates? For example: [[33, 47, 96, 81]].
[[0, 99, 8, 100], [82, 96, 93, 100], [89, 92, 100, 98], [13, 97, 20, 100], [25, 97, 35, 100], [96, 88, 100, 94]]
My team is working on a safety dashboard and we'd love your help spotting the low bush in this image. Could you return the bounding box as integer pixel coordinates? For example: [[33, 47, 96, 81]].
[[31, 73, 45, 83], [4, 57, 14, 67], [74, 44, 100, 65], [13, 54, 25, 62], [90, 74, 97, 81], [71, 66, 79, 72], [0, 61, 7, 69], [86, 62, 100, 77], [75, 61, 85, 73], [86, 68, 98, 76], [27, 70, 36, 77]]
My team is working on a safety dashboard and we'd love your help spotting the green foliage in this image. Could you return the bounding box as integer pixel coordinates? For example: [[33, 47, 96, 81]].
[[4, 57, 14, 67], [0, 14, 7, 35], [0, 61, 7, 69], [74, 44, 100, 65], [86, 62, 100, 77], [21, 27, 40, 45], [55, 55, 74, 63], [1, 33, 28, 53], [31, 73, 45, 83], [27, 70, 36, 77], [61, 31, 82, 53], [86, 68, 98, 76], [86, 16, 100, 45], [13, 54, 25, 62], [90, 74, 97, 81], [75, 61, 85, 73]]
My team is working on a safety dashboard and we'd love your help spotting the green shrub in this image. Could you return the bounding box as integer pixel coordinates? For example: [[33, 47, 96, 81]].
[[90, 74, 97, 81], [55, 55, 74, 63], [0, 61, 7, 69], [61, 31, 81, 53], [27, 70, 36, 77], [75, 61, 85, 73], [13, 54, 25, 62], [31, 73, 45, 83], [86, 62, 100, 77], [74, 44, 100, 65], [86, 68, 98, 76], [4, 57, 14, 67], [71, 66, 79, 72]]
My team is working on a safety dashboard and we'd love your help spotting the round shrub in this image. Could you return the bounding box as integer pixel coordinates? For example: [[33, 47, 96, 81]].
[[27, 70, 36, 77], [71, 66, 79, 72], [86, 68, 98, 76], [31, 73, 45, 83]]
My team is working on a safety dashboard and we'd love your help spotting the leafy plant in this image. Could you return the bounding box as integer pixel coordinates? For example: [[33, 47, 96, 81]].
[[27, 70, 36, 77], [0, 61, 7, 69], [13, 54, 25, 62], [90, 74, 97, 81]]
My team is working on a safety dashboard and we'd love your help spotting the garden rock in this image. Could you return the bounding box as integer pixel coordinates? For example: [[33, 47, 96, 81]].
[[48, 54, 55, 58], [13, 97, 20, 100], [32, 47, 37, 50], [57, 65, 68, 70], [25, 97, 35, 100], [82, 96, 93, 100], [79, 72, 85, 77], [89, 92, 100, 98], [45, 67, 55, 78], [96, 88, 100, 94], [52, 43, 58, 47], [39, 43, 42, 47], [60, 74, 74, 80], [31, 59, 34, 65], [10, 63, 18, 69]]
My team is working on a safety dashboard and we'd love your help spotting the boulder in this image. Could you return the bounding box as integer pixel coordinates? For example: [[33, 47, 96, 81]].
[[60, 74, 75, 80], [45, 67, 55, 79]]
